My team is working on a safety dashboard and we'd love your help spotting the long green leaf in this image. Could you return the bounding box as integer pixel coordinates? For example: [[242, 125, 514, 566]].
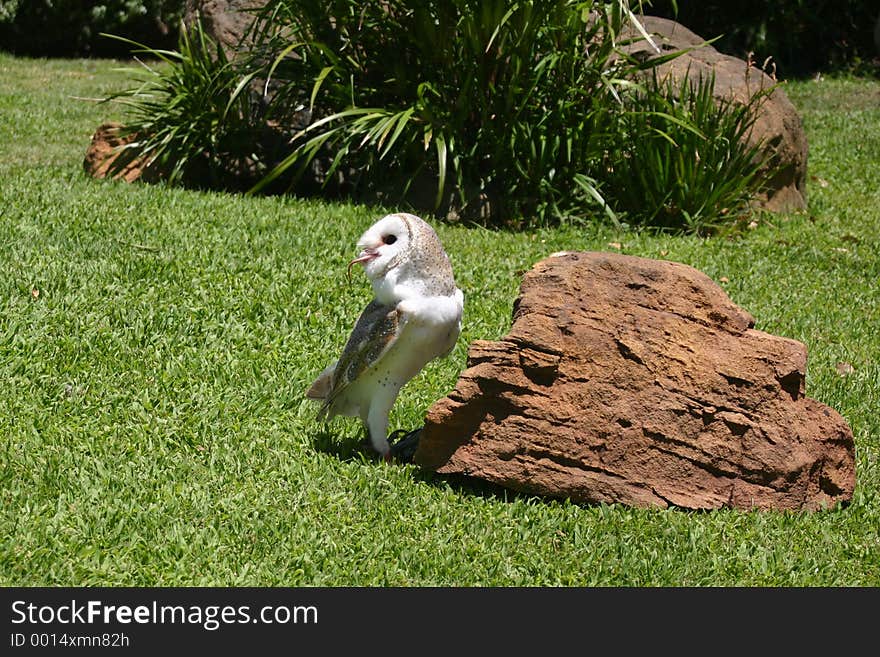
[[264, 41, 306, 94], [434, 134, 448, 210], [223, 71, 260, 121], [380, 108, 416, 159], [485, 4, 521, 54], [622, 6, 660, 54], [310, 66, 335, 112], [574, 174, 619, 226]]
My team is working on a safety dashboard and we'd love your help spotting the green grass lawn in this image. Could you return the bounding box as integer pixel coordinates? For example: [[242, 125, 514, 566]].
[[1, 54, 878, 586]]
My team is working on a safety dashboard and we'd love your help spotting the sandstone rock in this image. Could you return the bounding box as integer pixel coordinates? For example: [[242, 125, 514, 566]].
[[83, 122, 157, 183], [621, 15, 809, 213], [184, 0, 265, 58], [415, 251, 854, 511]]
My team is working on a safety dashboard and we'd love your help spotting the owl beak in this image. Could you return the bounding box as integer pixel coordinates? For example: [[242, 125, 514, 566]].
[[347, 248, 379, 282]]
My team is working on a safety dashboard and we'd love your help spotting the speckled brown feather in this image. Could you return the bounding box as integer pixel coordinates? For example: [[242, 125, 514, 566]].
[[317, 299, 401, 418], [395, 214, 458, 297]]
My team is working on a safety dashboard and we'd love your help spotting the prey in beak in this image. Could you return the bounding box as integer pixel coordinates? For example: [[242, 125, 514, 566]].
[[347, 248, 379, 283]]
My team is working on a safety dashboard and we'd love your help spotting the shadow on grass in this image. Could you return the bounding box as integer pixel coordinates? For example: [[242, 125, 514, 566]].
[[310, 427, 382, 464], [408, 467, 547, 505], [312, 424, 548, 505], [310, 424, 424, 464]]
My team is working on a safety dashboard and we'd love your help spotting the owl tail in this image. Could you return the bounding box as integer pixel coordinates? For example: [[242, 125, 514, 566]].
[[306, 361, 336, 406]]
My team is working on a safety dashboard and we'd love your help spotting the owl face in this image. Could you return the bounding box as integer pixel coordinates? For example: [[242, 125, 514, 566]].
[[349, 214, 411, 282]]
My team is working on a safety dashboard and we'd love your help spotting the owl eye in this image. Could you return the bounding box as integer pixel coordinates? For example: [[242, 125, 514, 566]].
[[383, 234, 397, 245]]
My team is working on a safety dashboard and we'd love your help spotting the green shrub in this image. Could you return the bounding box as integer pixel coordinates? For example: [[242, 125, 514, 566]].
[[103, 1, 776, 233], [101, 23, 275, 190], [0, 0, 20, 23], [0, 0, 184, 57], [601, 71, 773, 234], [245, 0, 683, 225]]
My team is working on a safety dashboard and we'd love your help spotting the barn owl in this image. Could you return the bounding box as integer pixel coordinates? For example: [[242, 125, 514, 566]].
[[306, 213, 464, 459]]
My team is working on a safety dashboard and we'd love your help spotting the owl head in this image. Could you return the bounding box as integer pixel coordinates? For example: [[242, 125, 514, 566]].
[[349, 213, 457, 298]]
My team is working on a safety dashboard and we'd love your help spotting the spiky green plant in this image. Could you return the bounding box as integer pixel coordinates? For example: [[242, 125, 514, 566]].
[[602, 70, 775, 233], [99, 1, 778, 232], [245, 0, 677, 224], [101, 21, 269, 189]]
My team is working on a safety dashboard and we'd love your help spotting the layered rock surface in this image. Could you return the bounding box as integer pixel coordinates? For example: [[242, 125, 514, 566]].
[[415, 252, 854, 510]]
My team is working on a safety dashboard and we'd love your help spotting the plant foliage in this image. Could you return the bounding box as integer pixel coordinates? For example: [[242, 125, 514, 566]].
[[245, 0, 684, 225], [602, 71, 773, 233], [102, 0, 777, 233], [101, 24, 274, 190]]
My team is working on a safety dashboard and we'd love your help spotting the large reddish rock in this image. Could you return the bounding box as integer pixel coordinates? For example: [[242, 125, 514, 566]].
[[415, 251, 854, 510]]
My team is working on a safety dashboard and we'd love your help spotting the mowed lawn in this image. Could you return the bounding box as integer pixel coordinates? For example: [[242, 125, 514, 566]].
[[0, 54, 878, 586]]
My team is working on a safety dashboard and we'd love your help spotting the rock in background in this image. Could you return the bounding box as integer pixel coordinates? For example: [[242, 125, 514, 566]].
[[415, 252, 854, 511], [82, 122, 159, 183], [184, 0, 265, 58], [620, 15, 809, 213]]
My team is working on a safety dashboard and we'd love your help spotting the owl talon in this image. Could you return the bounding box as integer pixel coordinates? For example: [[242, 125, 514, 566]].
[[388, 428, 423, 464]]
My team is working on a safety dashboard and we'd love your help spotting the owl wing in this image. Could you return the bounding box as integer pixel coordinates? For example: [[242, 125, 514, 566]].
[[315, 299, 403, 416]]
